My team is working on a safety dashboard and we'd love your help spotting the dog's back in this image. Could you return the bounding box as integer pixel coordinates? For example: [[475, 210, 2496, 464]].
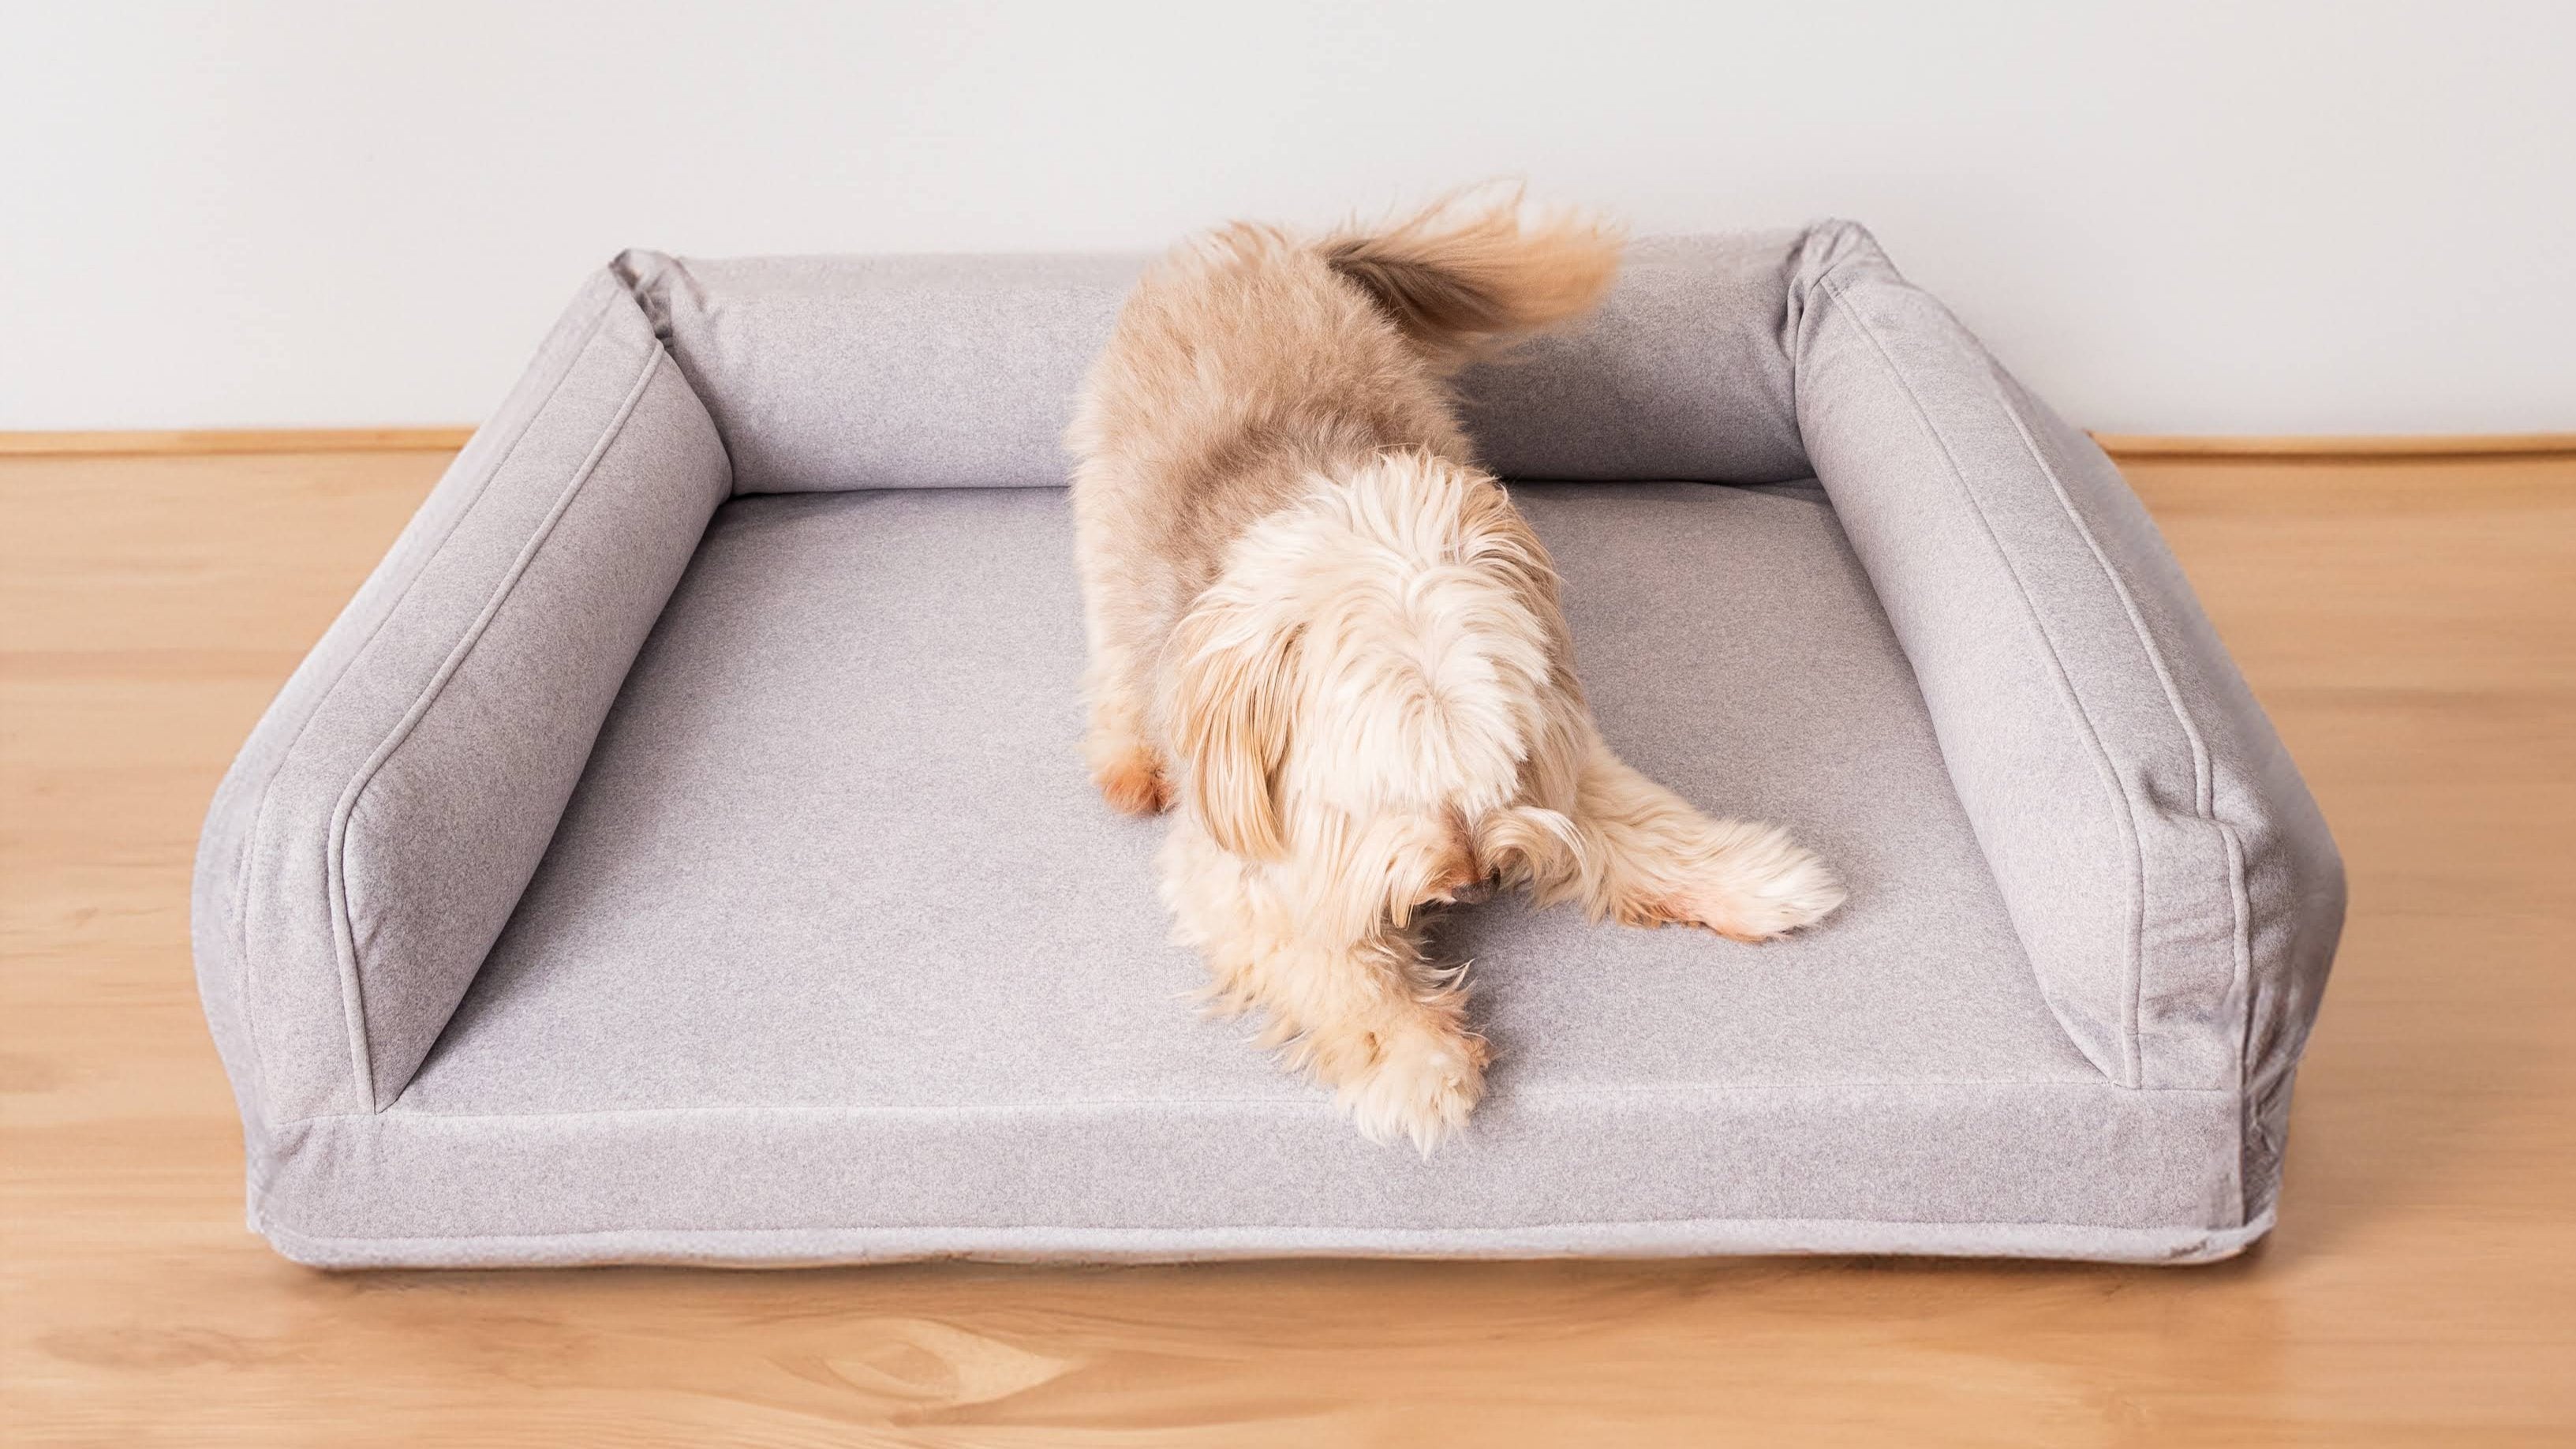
[[1067, 221, 1460, 580], [1064, 197, 1621, 822], [1066, 198, 1621, 650]]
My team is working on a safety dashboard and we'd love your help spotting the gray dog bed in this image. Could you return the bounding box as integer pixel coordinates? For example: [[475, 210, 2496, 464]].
[[193, 223, 2342, 1267]]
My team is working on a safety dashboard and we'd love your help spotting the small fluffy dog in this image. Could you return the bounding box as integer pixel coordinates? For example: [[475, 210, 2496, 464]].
[[1068, 197, 1844, 1151]]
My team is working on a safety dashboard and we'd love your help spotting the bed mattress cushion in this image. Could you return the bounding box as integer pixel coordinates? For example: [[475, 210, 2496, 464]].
[[263, 484, 2234, 1264]]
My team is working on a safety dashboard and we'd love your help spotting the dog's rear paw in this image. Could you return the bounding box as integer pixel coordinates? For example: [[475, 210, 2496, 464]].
[[1090, 743, 1172, 816], [1325, 1013, 1489, 1155], [1662, 825, 1846, 943]]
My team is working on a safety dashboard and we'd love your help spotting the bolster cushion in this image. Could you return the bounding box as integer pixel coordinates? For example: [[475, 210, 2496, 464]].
[[615, 234, 1815, 493], [1785, 224, 2343, 1194], [193, 273, 732, 1131]]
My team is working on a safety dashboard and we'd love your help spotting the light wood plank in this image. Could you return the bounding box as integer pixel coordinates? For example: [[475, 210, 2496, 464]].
[[2093, 432, 2576, 461], [5, 447, 2572, 1445], [0, 428, 477, 457]]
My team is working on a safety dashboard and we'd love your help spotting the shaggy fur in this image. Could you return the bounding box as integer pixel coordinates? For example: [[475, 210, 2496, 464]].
[[1067, 197, 1845, 1151]]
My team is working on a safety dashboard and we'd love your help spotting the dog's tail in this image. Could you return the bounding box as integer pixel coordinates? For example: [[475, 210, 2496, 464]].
[[1322, 191, 1623, 366]]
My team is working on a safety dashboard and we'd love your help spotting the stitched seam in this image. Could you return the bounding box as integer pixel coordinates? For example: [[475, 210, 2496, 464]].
[[1998, 400, 2215, 813], [254, 1206, 2266, 1249], [325, 343, 664, 1110], [265, 1079, 2232, 1130], [2221, 822, 2256, 1224], [231, 281, 622, 1118], [1817, 273, 2147, 1087]]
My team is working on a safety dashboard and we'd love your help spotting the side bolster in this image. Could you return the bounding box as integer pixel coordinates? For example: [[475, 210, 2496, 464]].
[[1787, 222, 2342, 1131], [193, 268, 733, 1140], [2006, 374, 2344, 1215]]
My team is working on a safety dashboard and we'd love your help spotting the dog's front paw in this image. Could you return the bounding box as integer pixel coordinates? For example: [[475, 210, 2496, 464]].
[[1088, 739, 1172, 816], [1664, 825, 1846, 943], [1320, 1010, 1489, 1155]]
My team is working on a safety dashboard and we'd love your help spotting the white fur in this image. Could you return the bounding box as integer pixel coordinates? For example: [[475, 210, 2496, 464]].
[[1156, 455, 1842, 1151]]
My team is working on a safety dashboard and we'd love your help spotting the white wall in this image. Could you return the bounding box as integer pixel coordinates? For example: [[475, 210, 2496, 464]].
[[6, 2, 2570, 434]]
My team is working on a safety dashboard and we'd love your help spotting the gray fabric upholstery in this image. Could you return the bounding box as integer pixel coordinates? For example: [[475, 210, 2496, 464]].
[[615, 249, 1143, 494], [615, 234, 1814, 494], [261, 485, 2240, 1264], [1453, 233, 1810, 483], [193, 275, 731, 1134], [195, 223, 2342, 1267], [1785, 226, 2344, 1208], [429, 486, 2079, 1114]]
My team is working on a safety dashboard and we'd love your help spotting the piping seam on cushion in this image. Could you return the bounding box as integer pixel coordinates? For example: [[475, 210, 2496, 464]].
[[249, 1208, 2271, 1250], [271, 1077, 2237, 1130]]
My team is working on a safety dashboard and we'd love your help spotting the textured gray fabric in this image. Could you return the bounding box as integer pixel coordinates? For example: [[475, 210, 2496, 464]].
[[258, 486, 2241, 1264], [419, 485, 2081, 1118], [257, 1210, 2273, 1271], [1782, 223, 2344, 1163], [256, 1084, 2246, 1268], [193, 275, 731, 1131], [615, 249, 1143, 494], [615, 234, 1813, 494], [196, 223, 2344, 1268], [1453, 234, 1808, 483]]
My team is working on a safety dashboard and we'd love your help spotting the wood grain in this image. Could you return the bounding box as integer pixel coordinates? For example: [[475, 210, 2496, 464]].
[[2088, 432, 2576, 461], [5, 447, 2571, 1446], [0, 428, 477, 457]]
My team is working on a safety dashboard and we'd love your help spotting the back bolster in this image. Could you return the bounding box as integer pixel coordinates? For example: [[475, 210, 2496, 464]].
[[617, 234, 1815, 494]]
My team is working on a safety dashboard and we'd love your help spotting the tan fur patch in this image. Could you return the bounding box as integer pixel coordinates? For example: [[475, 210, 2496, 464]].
[[1091, 748, 1171, 817]]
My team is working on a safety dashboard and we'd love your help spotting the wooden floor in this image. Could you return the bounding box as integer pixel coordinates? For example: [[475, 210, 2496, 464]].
[[4, 446, 2570, 1446]]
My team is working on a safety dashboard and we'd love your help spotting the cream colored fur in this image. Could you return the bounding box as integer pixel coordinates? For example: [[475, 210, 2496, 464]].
[[1068, 198, 1845, 1151]]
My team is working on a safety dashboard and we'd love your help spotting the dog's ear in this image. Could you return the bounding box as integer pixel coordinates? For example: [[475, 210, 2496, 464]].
[[1165, 591, 1300, 860]]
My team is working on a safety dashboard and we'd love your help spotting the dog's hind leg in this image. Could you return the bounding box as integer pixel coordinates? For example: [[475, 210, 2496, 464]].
[[1082, 642, 1171, 815], [1071, 532, 1175, 817], [1558, 732, 1845, 942]]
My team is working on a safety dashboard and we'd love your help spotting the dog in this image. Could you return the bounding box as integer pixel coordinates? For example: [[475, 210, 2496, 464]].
[[1067, 197, 1845, 1151]]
